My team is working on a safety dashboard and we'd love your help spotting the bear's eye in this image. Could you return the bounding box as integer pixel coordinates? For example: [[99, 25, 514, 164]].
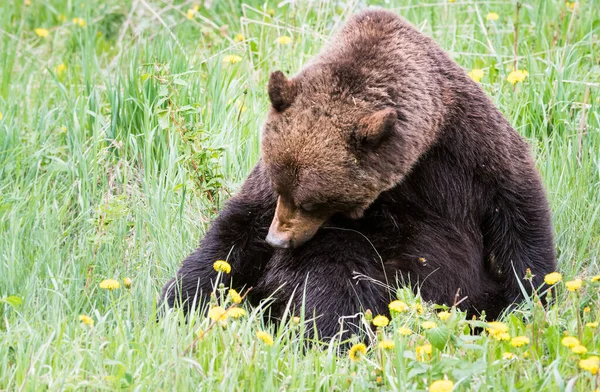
[[299, 203, 318, 213]]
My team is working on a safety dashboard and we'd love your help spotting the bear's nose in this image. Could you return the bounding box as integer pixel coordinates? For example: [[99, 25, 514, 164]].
[[266, 230, 293, 249]]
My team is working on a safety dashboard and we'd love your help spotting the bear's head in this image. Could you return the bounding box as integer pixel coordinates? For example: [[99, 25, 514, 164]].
[[261, 69, 412, 249]]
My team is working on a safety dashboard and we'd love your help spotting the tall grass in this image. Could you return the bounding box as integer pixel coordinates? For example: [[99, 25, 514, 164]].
[[0, 0, 599, 390]]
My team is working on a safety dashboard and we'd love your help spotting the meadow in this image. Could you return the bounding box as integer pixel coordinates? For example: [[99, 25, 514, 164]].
[[0, 0, 599, 390]]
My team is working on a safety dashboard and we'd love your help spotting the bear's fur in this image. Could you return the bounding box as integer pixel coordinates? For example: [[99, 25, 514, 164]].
[[162, 9, 556, 339]]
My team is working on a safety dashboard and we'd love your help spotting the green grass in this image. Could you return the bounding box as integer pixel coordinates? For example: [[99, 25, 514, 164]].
[[1, 0, 599, 390]]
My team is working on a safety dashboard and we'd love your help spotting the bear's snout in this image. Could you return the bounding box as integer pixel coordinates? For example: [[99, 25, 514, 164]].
[[265, 229, 294, 249]]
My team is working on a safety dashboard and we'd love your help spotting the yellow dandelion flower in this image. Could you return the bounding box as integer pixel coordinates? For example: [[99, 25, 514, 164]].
[[507, 70, 529, 85], [429, 379, 454, 392], [578, 356, 599, 375], [584, 307, 591, 313], [544, 272, 562, 285], [229, 289, 242, 304], [0, 112, 3, 120], [227, 307, 246, 319], [486, 12, 499, 21], [349, 343, 367, 361], [79, 314, 94, 326], [25, 0, 31, 5], [389, 300, 408, 313], [561, 336, 580, 348], [123, 277, 132, 289], [412, 303, 424, 314], [398, 327, 413, 336], [99, 279, 120, 290], [468, 69, 484, 83], [496, 332, 511, 341], [275, 35, 292, 45], [267, 9, 275, 16], [565, 2, 577, 10], [186, 9, 196, 19], [223, 55, 242, 64], [292, 316, 301, 324], [422, 321, 437, 330], [213, 260, 231, 273], [416, 344, 432, 360], [73, 18, 86, 27], [208, 306, 228, 322], [35, 28, 49, 37], [193, 4, 200, 11], [585, 322, 598, 328], [378, 339, 395, 350], [234, 33, 244, 42], [54, 63, 66, 75], [523, 351, 530, 358], [502, 352, 516, 360], [438, 311, 451, 321], [510, 336, 530, 347], [565, 279, 583, 291], [591, 275, 600, 282], [486, 321, 508, 335], [571, 345, 588, 354], [372, 315, 389, 327], [256, 330, 274, 346], [448, 0, 455, 2]]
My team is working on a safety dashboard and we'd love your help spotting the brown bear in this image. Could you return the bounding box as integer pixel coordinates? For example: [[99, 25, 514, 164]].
[[162, 9, 556, 339]]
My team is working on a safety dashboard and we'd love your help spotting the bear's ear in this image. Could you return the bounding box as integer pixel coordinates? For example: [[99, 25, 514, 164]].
[[355, 108, 397, 147], [268, 71, 297, 112]]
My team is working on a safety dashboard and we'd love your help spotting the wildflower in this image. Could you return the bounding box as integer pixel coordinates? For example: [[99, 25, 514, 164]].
[[389, 300, 408, 313], [213, 260, 231, 273], [561, 336, 580, 348], [229, 289, 242, 303], [227, 307, 246, 319], [448, 0, 455, 2], [522, 351, 530, 358], [79, 315, 94, 326], [468, 69, 484, 83], [510, 336, 530, 347], [571, 345, 588, 354], [72, 18, 86, 27], [35, 28, 50, 37], [565, 279, 583, 291], [256, 330, 274, 346], [507, 70, 529, 85], [585, 322, 598, 328], [99, 279, 120, 290], [267, 9, 275, 16], [544, 272, 562, 285], [349, 343, 367, 361], [0, 112, 3, 120], [591, 275, 600, 282], [429, 380, 454, 392], [486, 321, 508, 335], [565, 2, 577, 10], [502, 352, 516, 360], [578, 356, 599, 375], [486, 12, 499, 21], [378, 339, 395, 350], [495, 332, 511, 341], [398, 327, 413, 336], [208, 306, 228, 322], [234, 33, 244, 42], [422, 321, 437, 330], [223, 55, 243, 64], [292, 316, 301, 324], [196, 329, 205, 340], [584, 307, 591, 313], [275, 35, 292, 45], [54, 63, 66, 75], [193, 4, 200, 11], [438, 311, 451, 321], [412, 303, 424, 314], [373, 315, 389, 327], [123, 277, 132, 289], [416, 344, 432, 360], [186, 9, 196, 19]]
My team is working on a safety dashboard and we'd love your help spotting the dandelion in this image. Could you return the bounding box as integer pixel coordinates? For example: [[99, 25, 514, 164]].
[[99, 279, 120, 290], [186, 9, 196, 19], [422, 321, 437, 330], [54, 63, 66, 75], [223, 55, 242, 64], [229, 289, 242, 303], [208, 306, 228, 322], [468, 69, 484, 83], [267, 9, 275, 16], [585, 322, 598, 328], [389, 300, 408, 313], [79, 315, 94, 326], [275, 35, 292, 45], [591, 275, 600, 282], [35, 28, 50, 37], [584, 307, 591, 313], [486, 12, 499, 21], [213, 260, 231, 273], [227, 307, 246, 319], [429, 379, 454, 392], [416, 344, 432, 360], [256, 330, 274, 346], [507, 70, 529, 85], [571, 345, 588, 354], [565, 2, 577, 10], [193, 3, 200, 11], [123, 277, 132, 289], [72, 18, 86, 27], [510, 336, 530, 347], [378, 339, 395, 350], [349, 343, 367, 361], [502, 352, 516, 360], [578, 356, 599, 375], [373, 315, 389, 327], [398, 327, 413, 336], [561, 336, 580, 348], [292, 316, 301, 324], [486, 321, 508, 335], [565, 279, 583, 291], [544, 272, 562, 285], [438, 311, 451, 321], [412, 303, 424, 314], [0, 112, 3, 120], [234, 33, 244, 42]]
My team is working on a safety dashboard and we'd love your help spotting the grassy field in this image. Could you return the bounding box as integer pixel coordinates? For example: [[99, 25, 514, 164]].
[[1, 0, 599, 390]]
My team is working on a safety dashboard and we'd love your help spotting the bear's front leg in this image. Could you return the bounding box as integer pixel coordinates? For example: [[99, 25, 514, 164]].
[[162, 163, 276, 314]]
